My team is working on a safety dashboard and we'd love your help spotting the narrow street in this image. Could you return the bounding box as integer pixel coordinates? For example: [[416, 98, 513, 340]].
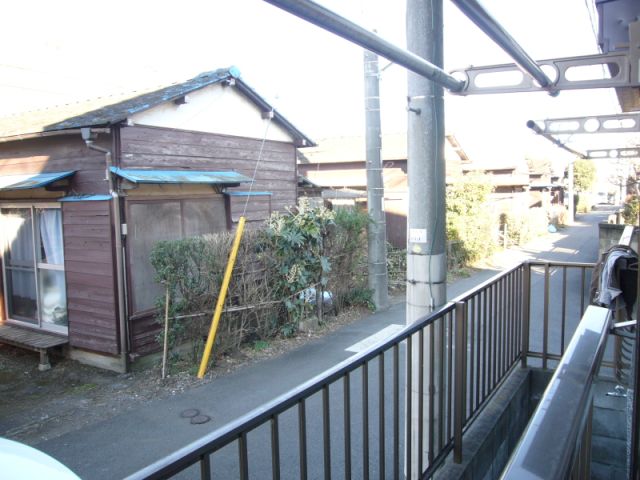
[[35, 209, 611, 479]]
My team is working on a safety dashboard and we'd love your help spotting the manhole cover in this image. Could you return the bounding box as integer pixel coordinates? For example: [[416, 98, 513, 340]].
[[180, 408, 200, 419], [190, 414, 211, 425]]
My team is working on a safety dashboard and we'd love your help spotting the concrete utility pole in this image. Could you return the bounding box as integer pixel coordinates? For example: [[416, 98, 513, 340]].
[[406, 0, 447, 476], [406, 1, 447, 325], [364, 49, 390, 311]]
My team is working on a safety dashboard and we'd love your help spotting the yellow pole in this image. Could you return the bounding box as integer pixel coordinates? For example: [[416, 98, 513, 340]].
[[197, 216, 246, 378], [161, 285, 170, 379]]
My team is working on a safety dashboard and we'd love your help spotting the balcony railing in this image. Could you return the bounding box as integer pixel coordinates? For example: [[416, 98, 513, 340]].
[[125, 259, 601, 480]]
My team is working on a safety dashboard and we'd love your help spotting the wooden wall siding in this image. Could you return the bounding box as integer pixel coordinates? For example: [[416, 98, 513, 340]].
[[119, 126, 298, 356], [119, 126, 297, 218], [0, 135, 110, 195], [62, 201, 119, 354], [229, 195, 271, 223], [129, 316, 161, 356]]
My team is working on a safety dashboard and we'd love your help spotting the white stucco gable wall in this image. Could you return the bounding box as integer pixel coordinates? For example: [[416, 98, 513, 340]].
[[128, 83, 293, 143]]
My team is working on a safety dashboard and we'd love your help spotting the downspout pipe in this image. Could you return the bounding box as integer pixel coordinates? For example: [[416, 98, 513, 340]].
[[451, 0, 556, 94], [263, 0, 465, 92], [81, 128, 129, 373]]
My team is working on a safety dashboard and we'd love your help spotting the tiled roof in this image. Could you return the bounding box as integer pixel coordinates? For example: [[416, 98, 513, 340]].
[[0, 67, 314, 146]]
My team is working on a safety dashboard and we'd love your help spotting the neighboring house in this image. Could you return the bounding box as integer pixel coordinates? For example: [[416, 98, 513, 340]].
[[299, 134, 554, 247], [298, 133, 471, 247], [460, 163, 531, 211], [0, 67, 313, 372]]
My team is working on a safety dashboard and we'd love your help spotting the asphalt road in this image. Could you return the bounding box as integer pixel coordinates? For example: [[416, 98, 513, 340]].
[[36, 210, 612, 479]]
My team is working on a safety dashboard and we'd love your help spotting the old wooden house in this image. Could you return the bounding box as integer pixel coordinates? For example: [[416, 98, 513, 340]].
[[0, 67, 313, 372]]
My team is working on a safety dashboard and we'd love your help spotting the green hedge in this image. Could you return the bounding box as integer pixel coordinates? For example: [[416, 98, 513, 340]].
[[150, 201, 370, 364]]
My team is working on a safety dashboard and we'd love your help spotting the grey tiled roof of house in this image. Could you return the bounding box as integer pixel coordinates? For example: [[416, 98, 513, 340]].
[[0, 67, 314, 146]]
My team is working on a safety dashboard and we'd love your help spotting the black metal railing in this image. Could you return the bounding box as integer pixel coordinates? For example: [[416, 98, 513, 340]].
[[523, 261, 596, 368], [450, 264, 525, 462], [126, 264, 529, 480], [125, 256, 616, 479]]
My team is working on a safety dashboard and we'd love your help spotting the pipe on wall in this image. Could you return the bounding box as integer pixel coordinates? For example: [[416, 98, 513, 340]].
[[81, 128, 129, 373]]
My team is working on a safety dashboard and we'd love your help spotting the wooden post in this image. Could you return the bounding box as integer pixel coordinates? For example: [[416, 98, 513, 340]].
[[161, 285, 170, 379]]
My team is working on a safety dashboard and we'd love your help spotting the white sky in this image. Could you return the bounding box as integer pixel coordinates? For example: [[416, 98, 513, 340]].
[[0, 0, 631, 170]]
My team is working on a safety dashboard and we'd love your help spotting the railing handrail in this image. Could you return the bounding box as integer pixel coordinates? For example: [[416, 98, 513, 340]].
[[449, 263, 523, 304], [501, 305, 611, 479], [527, 259, 595, 268]]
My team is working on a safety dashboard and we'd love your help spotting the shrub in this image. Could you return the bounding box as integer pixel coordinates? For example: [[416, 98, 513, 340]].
[[150, 200, 370, 367], [151, 230, 282, 363], [576, 193, 591, 213], [548, 205, 568, 226], [325, 207, 370, 311], [623, 195, 640, 225], [446, 173, 496, 265], [260, 198, 335, 324], [502, 206, 548, 245], [386, 243, 406, 289]]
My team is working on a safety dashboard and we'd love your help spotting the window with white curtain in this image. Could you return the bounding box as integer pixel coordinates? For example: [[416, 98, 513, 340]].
[[1, 204, 67, 333]]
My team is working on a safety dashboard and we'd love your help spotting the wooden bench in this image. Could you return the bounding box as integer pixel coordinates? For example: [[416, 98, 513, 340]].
[[0, 324, 68, 371]]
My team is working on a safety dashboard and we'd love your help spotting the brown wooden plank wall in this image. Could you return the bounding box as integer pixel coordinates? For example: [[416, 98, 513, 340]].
[[0, 135, 111, 195], [229, 195, 272, 224], [63, 201, 119, 354], [128, 315, 160, 357], [119, 126, 297, 220]]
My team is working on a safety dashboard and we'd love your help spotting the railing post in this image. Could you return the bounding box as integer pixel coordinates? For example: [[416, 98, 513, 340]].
[[521, 263, 531, 368], [631, 224, 640, 478], [453, 301, 466, 463], [543, 263, 550, 370]]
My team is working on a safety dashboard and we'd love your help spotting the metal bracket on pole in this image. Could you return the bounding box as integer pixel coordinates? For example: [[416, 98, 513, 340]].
[[536, 113, 640, 135], [451, 52, 637, 95], [588, 147, 640, 159]]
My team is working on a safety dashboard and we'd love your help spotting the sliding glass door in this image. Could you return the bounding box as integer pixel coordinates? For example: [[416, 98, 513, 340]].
[[1, 204, 67, 334]]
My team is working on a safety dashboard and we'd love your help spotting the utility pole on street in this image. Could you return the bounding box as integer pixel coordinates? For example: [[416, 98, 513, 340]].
[[406, 0, 447, 476], [364, 48, 390, 311]]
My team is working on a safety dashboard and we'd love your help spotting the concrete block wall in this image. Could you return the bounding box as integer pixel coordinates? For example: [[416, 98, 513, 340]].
[[435, 368, 551, 480]]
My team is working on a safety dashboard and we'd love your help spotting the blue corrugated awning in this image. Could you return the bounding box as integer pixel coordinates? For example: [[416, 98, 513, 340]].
[[0, 171, 75, 191], [110, 167, 252, 185], [59, 194, 112, 202]]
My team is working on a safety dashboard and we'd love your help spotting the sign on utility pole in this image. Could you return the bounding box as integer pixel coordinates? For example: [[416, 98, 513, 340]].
[[364, 49, 390, 311], [406, 0, 446, 476]]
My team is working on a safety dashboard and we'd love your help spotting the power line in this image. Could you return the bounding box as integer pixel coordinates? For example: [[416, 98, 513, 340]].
[[583, 0, 600, 49]]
